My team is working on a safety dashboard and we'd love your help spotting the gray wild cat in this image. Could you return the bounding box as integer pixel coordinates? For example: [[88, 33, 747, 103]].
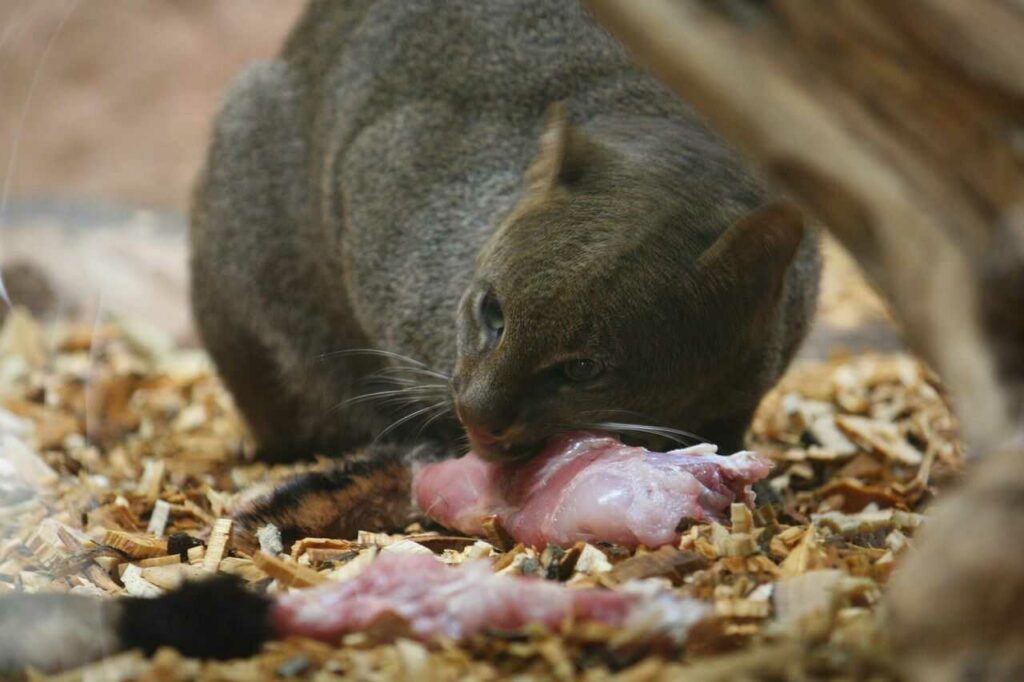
[[0, 0, 822, 671], [189, 0, 820, 543]]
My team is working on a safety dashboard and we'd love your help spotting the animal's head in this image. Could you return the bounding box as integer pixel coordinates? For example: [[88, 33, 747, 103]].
[[453, 104, 807, 460]]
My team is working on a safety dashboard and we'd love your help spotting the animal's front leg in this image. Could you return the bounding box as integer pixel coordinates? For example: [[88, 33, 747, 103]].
[[233, 442, 448, 553]]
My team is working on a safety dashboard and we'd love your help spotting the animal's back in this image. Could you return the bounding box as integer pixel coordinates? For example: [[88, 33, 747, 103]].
[[190, 0, 677, 456], [190, 0, 816, 461], [283, 0, 682, 118]]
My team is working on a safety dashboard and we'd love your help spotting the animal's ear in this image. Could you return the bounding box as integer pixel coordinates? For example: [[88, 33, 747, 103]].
[[698, 201, 806, 325], [524, 102, 603, 194]]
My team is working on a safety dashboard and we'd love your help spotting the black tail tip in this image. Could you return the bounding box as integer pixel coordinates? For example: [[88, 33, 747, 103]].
[[119, 575, 274, 660]]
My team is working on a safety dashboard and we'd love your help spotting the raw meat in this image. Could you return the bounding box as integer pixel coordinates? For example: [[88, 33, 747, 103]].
[[271, 553, 709, 643], [413, 432, 771, 549]]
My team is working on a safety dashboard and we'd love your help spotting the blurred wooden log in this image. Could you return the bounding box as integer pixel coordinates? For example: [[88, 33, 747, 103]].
[[586, 0, 1023, 452]]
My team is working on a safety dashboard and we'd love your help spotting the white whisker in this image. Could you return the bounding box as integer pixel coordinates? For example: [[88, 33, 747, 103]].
[[319, 348, 445, 376], [375, 401, 449, 443], [376, 365, 450, 381], [415, 403, 453, 437], [336, 384, 447, 409], [589, 421, 707, 445]]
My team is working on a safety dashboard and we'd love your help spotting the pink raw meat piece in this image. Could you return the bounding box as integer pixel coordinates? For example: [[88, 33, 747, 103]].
[[271, 553, 709, 643], [413, 431, 772, 549]]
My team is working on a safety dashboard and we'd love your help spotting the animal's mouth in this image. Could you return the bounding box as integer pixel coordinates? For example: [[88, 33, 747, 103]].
[[461, 421, 546, 462], [467, 425, 687, 463], [469, 436, 545, 462], [613, 429, 680, 453]]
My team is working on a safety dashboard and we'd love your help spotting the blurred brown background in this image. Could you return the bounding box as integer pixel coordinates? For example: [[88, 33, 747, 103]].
[[0, 0, 303, 210], [0, 1, 303, 339], [0, 0, 893, 351]]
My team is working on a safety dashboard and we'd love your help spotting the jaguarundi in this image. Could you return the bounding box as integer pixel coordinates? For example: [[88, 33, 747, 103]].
[[0, 0, 821, 671], [189, 0, 820, 546]]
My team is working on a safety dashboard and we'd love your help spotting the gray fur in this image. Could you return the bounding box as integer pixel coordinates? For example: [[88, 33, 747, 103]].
[[190, 0, 820, 459], [0, 593, 122, 673]]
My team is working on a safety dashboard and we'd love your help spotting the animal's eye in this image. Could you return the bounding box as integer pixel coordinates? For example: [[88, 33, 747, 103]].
[[478, 290, 505, 337], [562, 358, 603, 383]]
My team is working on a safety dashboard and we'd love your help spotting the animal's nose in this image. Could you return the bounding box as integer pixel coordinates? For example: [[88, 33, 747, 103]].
[[454, 378, 524, 438], [454, 396, 518, 443]]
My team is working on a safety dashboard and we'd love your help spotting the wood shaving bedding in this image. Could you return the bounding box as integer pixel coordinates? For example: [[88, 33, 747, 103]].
[[0, 308, 965, 680]]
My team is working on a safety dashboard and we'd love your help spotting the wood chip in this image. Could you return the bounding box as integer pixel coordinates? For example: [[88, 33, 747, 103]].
[[218, 557, 268, 583], [772, 569, 844, 638], [720, 533, 758, 558], [779, 527, 828, 577], [103, 530, 168, 560], [607, 546, 708, 585], [357, 531, 397, 547], [146, 499, 171, 536], [835, 415, 923, 465], [202, 517, 233, 572], [290, 537, 362, 562], [253, 551, 328, 588], [187, 545, 206, 566], [139, 563, 207, 591], [0, 307, 47, 367], [122, 563, 163, 597], [137, 554, 182, 568], [137, 459, 166, 501], [324, 545, 377, 583], [572, 544, 612, 575], [480, 515, 515, 552], [402, 534, 480, 554], [813, 479, 905, 512], [811, 509, 913, 538], [0, 315, 968, 678], [715, 598, 772, 619], [24, 530, 63, 571], [380, 539, 434, 556], [304, 548, 360, 565], [807, 415, 859, 459], [730, 503, 755, 535]]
